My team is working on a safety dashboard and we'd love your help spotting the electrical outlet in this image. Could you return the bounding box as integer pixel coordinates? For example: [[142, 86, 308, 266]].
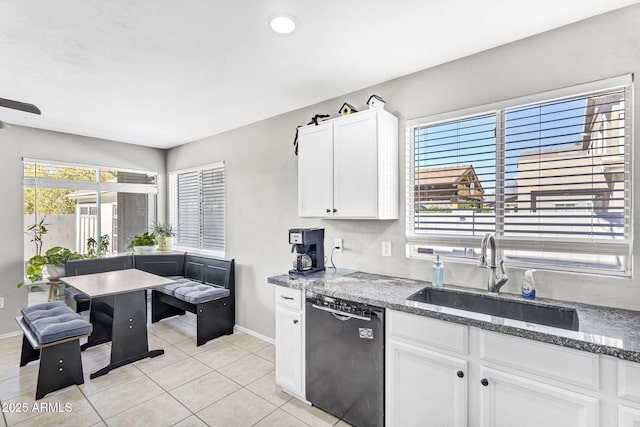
[[334, 238, 343, 253], [0, 297, 4, 309], [382, 241, 392, 257]]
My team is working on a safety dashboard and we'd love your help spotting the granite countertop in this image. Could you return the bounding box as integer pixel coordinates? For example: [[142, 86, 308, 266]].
[[268, 270, 640, 363]]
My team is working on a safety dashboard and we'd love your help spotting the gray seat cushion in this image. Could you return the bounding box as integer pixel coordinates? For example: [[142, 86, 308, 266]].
[[155, 276, 192, 296], [21, 301, 93, 344], [172, 280, 230, 304]]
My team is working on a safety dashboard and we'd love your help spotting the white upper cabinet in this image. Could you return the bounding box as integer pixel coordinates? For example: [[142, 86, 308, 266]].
[[297, 121, 333, 218], [297, 109, 398, 219]]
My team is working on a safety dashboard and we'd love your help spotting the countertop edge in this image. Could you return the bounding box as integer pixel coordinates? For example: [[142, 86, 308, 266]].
[[268, 274, 640, 363]]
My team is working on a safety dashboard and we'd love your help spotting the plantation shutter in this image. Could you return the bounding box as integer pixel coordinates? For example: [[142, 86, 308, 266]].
[[201, 166, 225, 251], [176, 171, 201, 247], [407, 75, 632, 273], [501, 87, 630, 257], [409, 112, 497, 248], [172, 162, 225, 252]]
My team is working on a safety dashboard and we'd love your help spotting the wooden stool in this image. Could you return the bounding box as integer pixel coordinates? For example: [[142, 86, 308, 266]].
[[17, 301, 92, 400]]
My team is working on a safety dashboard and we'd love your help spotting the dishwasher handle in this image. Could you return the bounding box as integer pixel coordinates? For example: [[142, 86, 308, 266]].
[[311, 304, 371, 321]]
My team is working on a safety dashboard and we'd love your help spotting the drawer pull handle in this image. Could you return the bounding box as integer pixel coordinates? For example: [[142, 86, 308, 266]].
[[280, 296, 294, 300], [481, 378, 489, 387], [457, 370, 464, 378]]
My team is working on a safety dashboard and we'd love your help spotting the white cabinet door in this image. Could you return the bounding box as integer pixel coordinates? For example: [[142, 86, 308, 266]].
[[298, 121, 333, 217], [619, 405, 640, 427], [333, 111, 378, 218], [386, 338, 468, 427], [479, 367, 599, 427], [275, 307, 304, 398]]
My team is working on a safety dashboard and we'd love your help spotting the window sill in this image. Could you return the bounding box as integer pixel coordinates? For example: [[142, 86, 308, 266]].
[[172, 245, 226, 260]]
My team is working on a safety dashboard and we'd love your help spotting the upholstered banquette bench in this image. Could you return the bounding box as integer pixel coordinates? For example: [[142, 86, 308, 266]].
[[17, 301, 92, 399], [135, 254, 235, 346], [64, 252, 235, 346]]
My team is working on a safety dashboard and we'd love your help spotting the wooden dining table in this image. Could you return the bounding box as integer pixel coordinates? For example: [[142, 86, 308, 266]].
[[60, 268, 174, 379]]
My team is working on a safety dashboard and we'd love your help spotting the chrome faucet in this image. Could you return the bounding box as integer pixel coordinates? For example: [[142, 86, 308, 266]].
[[478, 233, 509, 293]]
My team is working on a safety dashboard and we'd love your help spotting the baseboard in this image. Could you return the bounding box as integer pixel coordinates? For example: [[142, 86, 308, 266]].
[[0, 330, 22, 340], [233, 324, 275, 345]]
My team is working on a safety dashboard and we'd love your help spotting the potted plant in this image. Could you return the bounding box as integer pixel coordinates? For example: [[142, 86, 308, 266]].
[[20, 217, 49, 290], [87, 234, 110, 258], [127, 232, 157, 254], [152, 222, 175, 252], [25, 216, 48, 258], [19, 246, 84, 288]]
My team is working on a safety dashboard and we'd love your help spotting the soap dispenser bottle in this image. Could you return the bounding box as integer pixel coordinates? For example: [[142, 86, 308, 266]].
[[522, 269, 536, 300], [432, 255, 444, 286]]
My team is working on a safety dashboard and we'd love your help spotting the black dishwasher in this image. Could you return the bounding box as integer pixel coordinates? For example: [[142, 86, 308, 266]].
[[305, 292, 384, 427]]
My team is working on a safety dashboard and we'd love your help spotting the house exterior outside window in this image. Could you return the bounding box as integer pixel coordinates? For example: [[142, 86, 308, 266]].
[[23, 159, 158, 260], [406, 76, 632, 276]]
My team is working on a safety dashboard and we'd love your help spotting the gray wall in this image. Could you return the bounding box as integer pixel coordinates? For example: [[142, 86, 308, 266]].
[[0, 126, 166, 335], [168, 4, 640, 339]]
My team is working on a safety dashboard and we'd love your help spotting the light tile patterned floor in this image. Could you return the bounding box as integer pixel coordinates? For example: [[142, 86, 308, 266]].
[[0, 313, 347, 427]]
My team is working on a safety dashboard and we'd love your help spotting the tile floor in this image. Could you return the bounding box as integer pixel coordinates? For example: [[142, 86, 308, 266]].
[[0, 313, 349, 427]]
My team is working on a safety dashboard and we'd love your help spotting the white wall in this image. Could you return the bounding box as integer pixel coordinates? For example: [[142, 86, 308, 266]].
[[168, 4, 640, 339], [0, 126, 166, 335], [23, 215, 76, 259]]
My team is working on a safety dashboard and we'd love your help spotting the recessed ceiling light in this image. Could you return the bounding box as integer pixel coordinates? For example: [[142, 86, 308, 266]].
[[269, 15, 296, 34]]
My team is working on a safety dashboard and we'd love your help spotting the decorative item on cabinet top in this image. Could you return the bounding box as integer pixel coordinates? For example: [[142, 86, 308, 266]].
[[339, 102, 358, 116], [292, 113, 331, 156], [367, 94, 386, 110]]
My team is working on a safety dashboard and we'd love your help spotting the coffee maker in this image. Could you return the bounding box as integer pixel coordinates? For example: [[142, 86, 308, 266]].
[[289, 228, 325, 275]]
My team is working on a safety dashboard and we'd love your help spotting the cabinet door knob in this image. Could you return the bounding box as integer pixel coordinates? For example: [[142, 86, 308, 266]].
[[480, 378, 489, 387], [332, 208, 337, 213], [457, 370, 464, 378], [293, 319, 299, 324], [326, 208, 331, 213]]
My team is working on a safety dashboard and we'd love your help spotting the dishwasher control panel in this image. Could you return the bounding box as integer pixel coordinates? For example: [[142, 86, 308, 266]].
[[306, 292, 376, 318]]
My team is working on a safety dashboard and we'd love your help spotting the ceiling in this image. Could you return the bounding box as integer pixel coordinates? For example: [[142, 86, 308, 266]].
[[0, 0, 637, 149]]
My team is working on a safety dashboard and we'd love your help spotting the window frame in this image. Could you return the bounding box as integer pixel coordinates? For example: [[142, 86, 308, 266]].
[[169, 161, 226, 258], [405, 75, 633, 276], [22, 158, 159, 257]]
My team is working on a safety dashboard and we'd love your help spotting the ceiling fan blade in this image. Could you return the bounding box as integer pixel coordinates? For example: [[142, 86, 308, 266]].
[[0, 97, 41, 115]]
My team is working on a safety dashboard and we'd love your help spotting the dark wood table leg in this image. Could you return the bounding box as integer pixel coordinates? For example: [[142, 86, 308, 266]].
[[90, 290, 164, 379], [81, 295, 115, 351]]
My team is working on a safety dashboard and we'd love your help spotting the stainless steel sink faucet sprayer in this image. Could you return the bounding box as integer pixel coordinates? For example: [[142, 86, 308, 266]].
[[478, 233, 509, 293]]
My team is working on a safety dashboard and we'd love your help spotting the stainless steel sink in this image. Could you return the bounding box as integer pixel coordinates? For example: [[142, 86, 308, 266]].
[[406, 287, 579, 331]]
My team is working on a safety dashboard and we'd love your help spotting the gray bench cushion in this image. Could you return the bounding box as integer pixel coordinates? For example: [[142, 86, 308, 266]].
[[171, 280, 230, 304], [21, 301, 93, 344], [154, 276, 191, 296]]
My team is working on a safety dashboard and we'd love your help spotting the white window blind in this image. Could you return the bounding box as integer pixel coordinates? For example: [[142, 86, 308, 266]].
[[170, 163, 225, 252], [407, 76, 632, 275]]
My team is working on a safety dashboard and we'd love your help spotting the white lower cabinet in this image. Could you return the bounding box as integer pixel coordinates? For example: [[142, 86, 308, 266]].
[[619, 405, 640, 427], [386, 309, 607, 427], [275, 287, 305, 400], [618, 360, 640, 426], [478, 367, 598, 427], [386, 338, 467, 427]]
